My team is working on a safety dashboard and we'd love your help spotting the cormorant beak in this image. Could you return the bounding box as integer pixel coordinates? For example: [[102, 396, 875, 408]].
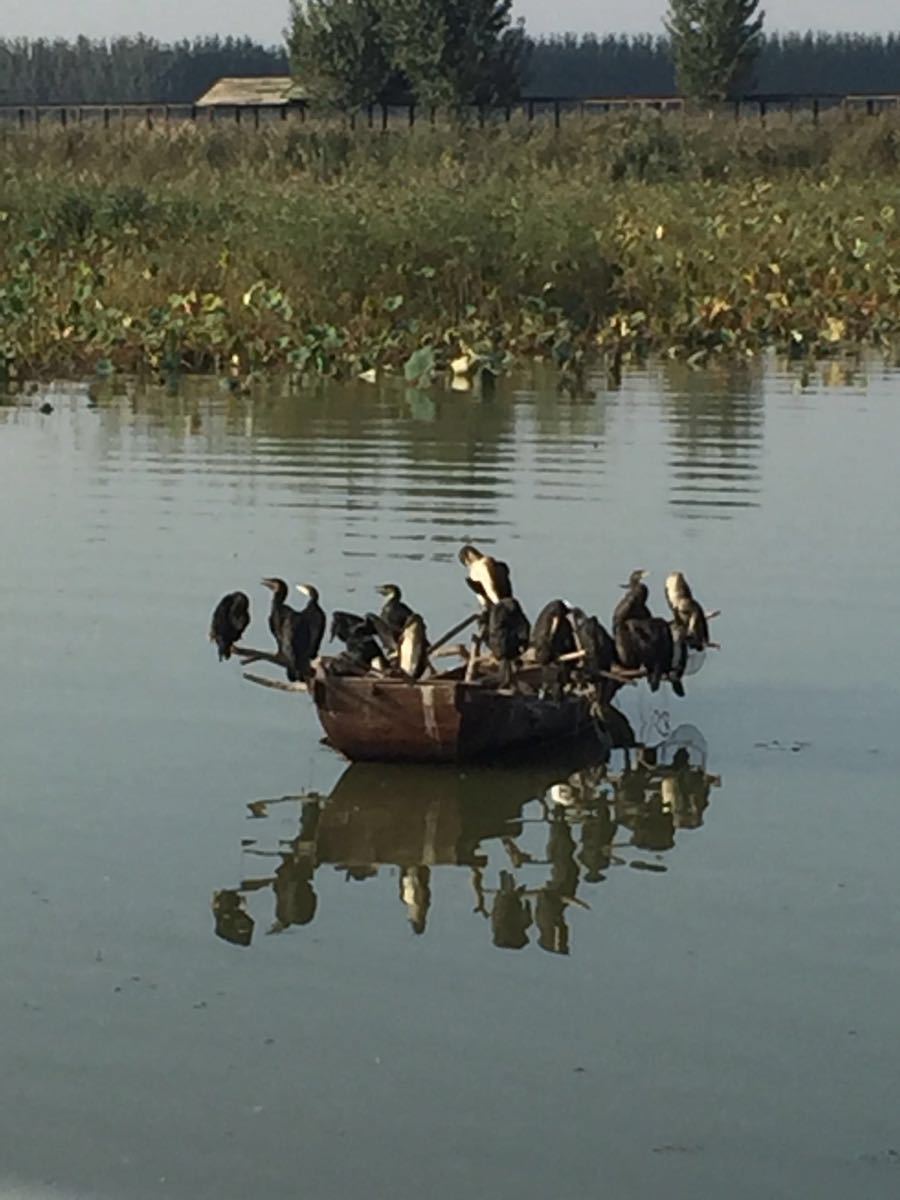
[[296, 584, 311, 597], [375, 584, 392, 597], [261, 578, 275, 591]]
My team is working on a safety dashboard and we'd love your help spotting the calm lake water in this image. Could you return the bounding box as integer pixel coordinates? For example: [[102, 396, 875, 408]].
[[3, 359, 900, 1199]]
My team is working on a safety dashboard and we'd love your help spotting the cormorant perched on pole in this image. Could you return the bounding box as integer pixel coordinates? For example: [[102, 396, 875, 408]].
[[568, 607, 619, 700], [261, 577, 294, 643], [488, 597, 531, 687], [295, 582, 326, 658], [530, 599, 577, 665], [397, 613, 429, 680], [260, 579, 325, 683], [612, 569, 651, 630], [329, 611, 387, 673], [615, 616, 684, 696], [458, 544, 514, 608], [376, 584, 413, 637], [209, 591, 250, 661], [665, 572, 711, 650]]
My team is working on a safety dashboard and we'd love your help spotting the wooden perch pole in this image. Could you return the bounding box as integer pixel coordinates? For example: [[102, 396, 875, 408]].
[[242, 672, 308, 693], [232, 645, 285, 667], [428, 611, 480, 656]]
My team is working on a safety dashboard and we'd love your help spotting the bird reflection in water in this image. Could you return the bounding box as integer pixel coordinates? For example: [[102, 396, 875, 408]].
[[213, 720, 720, 955]]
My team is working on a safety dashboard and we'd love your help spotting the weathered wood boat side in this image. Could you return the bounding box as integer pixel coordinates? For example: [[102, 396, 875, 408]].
[[312, 663, 602, 763]]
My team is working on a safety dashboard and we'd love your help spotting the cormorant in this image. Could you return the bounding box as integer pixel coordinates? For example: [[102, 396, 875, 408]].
[[330, 611, 387, 673], [487, 597, 531, 687], [665, 572, 711, 650], [376, 583, 414, 637], [397, 613, 429, 680], [261, 577, 293, 643], [612, 568, 651, 630], [209, 591, 250, 661], [569, 608, 617, 678], [260, 578, 324, 683], [458, 544, 514, 608], [295, 581, 327, 662], [615, 616, 684, 696], [530, 599, 578, 665]]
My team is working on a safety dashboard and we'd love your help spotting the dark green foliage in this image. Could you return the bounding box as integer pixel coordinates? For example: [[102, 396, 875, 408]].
[[0, 35, 287, 104], [666, 0, 764, 102], [3, 30, 900, 106], [287, 1, 398, 109], [382, 0, 526, 107]]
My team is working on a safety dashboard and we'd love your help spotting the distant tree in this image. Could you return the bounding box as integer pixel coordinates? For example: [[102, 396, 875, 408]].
[[286, 0, 396, 109], [666, 0, 764, 102], [383, 0, 526, 108]]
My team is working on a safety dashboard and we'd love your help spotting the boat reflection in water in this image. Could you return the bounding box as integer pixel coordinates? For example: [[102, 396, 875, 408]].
[[213, 722, 720, 955]]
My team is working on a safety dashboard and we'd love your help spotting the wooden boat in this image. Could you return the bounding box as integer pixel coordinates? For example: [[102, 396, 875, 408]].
[[311, 660, 609, 764]]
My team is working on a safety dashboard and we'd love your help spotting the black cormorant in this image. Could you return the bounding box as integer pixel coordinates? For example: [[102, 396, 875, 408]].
[[330, 611, 387, 672], [615, 616, 684, 696], [665, 571, 711, 650], [612, 568, 651, 630], [261, 577, 293, 643], [209, 591, 250, 661], [487, 597, 531, 686], [397, 613, 429, 680], [458, 544, 514, 607], [569, 607, 620, 701], [376, 583, 414, 636], [530, 599, 578, 665], [260, 578, 324, 683]]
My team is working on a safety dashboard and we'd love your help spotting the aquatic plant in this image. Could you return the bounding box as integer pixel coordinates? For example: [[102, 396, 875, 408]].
[[1, 111, 900, 381]]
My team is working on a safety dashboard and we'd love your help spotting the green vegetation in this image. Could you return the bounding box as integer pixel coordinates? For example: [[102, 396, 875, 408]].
[[666, 0, 764, 102], [287, 1, 399, 109], [287, 0, 525, 108], [2, 113, 900, 382], [6, 31, 900, 104]]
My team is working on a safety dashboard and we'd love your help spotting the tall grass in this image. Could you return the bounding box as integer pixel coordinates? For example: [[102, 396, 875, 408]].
[[1, 110, 900, 379]]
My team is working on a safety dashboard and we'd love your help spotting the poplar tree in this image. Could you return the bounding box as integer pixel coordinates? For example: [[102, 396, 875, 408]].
[[287, 0, 395, 109], [383, 0, 526, 108], [666, 0, 764, 102]]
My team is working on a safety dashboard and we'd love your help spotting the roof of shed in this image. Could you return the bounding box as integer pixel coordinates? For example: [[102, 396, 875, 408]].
[[196, 77, 305, 106]]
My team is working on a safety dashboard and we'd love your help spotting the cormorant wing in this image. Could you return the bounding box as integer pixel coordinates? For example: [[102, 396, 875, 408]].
[[366, 612, 400, 653]]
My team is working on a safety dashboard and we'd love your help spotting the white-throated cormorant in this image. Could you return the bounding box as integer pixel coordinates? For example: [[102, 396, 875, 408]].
[[397, 613, 429, 680], [665, 572, 711, 650], [458, 544, 514, 608]]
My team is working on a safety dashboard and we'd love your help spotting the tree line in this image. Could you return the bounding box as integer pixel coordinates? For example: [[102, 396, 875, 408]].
[[2, 28, 900, 105]]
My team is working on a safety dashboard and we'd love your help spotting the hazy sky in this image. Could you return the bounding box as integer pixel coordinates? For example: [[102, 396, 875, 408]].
[[0, 1, 897, 43]]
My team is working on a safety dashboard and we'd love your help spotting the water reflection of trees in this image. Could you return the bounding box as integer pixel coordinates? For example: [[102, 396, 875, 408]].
[[213, 723, 720, 956], [660, 362, 764, 521], [84, 364, 765, 536]]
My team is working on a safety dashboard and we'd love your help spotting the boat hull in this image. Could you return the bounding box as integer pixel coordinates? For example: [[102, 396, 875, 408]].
[[312, 669, 602, 764]]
